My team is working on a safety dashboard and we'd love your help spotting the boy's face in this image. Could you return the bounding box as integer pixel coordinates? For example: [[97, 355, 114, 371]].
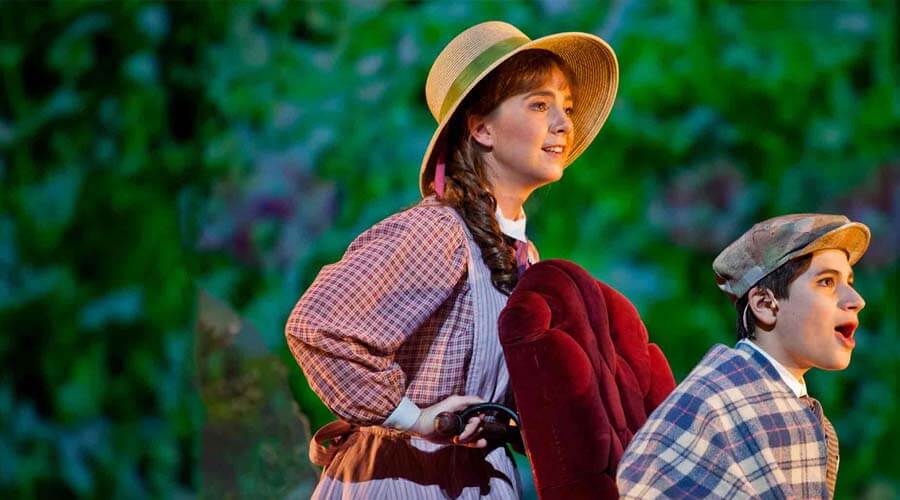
[[774, 249, 866, 372]]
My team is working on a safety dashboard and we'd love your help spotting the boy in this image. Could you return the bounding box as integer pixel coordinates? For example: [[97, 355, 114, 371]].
[[617, 214, 870, 498]]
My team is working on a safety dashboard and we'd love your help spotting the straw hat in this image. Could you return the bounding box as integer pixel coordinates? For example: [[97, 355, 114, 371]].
[[419, 21, 619, 196]]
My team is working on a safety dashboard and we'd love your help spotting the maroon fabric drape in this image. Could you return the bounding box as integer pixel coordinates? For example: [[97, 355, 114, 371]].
[[498, 259, 676, 499]]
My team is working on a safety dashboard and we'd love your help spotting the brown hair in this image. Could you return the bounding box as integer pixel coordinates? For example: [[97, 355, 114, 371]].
[[424, 49, 576, 295], [735, 254, 813, 340]]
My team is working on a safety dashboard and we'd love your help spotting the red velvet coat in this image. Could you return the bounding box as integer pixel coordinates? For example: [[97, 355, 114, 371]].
[[498, 259, 675, 500]]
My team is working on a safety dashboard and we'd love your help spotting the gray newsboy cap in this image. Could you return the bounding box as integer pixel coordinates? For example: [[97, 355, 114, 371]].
[[713, 213, 870, 300]]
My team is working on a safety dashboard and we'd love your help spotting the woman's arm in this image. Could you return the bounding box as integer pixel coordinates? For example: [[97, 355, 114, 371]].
[[285, 205, 467, 427]]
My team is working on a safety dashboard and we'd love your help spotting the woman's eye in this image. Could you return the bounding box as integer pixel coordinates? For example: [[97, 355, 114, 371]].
[[564, 107, 574, 115], [531, 102, 548, 111], [818, 277, 835, 287]]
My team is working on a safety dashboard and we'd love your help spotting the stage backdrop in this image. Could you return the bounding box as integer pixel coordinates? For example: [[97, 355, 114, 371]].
[[2, 1, 897, 498]]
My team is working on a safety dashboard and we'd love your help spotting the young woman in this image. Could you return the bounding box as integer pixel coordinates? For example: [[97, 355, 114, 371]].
[[285, 21, 618, 499]]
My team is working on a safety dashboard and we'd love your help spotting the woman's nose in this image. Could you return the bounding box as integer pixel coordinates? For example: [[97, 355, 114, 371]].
[[551, 107, 573, 135]]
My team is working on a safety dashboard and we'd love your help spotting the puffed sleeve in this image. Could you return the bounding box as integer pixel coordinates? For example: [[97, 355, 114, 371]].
[[285, 204, 467, 427]]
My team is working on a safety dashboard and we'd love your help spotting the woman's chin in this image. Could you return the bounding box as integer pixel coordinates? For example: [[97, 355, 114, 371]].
[[531, 172, 563, 189], [511, 162, 565, 191], [544, 164, 565, 183]]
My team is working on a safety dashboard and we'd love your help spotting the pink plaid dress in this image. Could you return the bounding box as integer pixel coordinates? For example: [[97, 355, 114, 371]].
[[285, 196, 530, 499]]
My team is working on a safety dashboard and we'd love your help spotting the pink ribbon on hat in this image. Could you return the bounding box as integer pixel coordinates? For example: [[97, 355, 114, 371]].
[[434, 148, 447, 198]]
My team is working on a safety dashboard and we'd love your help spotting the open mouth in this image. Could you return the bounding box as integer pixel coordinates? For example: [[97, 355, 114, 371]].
[[541, 145, 565, 155], [834, 322, 857, 339]]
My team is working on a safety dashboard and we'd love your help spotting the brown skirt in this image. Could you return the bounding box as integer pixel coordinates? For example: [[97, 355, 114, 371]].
[[313, 425, 521, 499]]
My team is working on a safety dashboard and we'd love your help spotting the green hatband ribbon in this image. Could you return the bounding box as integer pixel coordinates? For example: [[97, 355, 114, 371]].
[[439, 36, 531, 121]]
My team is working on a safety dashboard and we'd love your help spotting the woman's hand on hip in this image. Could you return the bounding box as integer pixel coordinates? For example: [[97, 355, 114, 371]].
[[410, 394, 488, 448]]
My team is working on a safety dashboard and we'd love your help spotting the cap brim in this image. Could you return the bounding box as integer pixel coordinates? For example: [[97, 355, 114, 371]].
[[419, 32, 618, 196], [790, 222, 871, 265]]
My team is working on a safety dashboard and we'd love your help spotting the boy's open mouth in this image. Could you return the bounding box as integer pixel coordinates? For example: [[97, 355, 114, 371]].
[[835, 322, 857, 339]]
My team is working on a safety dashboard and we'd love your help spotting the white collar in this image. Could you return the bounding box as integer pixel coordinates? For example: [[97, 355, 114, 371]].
[[739, 339, 808, 398], [495, 205, 527, 242]]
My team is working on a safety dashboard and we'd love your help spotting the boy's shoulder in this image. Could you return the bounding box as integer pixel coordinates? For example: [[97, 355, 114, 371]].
[[681, 343, 768, 392], [657, 343, 792, 417]]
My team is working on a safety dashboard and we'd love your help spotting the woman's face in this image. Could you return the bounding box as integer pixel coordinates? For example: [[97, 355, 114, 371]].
[[471, 65, 574, 193]]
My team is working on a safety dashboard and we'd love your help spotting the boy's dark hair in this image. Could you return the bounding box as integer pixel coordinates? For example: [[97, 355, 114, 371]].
[[734, 254, 813, 340]]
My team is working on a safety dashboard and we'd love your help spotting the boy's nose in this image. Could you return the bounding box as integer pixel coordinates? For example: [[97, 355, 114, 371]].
[[842, 285, 866, 312]]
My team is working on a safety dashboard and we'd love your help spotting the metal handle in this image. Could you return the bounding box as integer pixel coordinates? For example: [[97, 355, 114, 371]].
[[433, 402, 520, 438]]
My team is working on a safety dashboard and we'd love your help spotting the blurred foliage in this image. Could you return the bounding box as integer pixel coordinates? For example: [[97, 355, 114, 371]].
[[196, 291, 316, 498], [1, 0, 897, 498]]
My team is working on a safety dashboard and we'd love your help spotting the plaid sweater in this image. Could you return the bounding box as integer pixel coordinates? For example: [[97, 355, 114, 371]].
[[617, 342, 833, 499]]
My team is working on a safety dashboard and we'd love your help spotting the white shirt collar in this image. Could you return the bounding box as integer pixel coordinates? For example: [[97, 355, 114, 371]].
[[495, 205, 527, 242], [739, 339, 808, 398]]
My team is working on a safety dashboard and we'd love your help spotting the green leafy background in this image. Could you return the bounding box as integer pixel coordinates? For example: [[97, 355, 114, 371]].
[[1, 1, 897, 498]]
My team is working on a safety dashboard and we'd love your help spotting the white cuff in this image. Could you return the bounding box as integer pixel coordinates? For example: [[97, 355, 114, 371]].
[[382, 397, 422, 431]]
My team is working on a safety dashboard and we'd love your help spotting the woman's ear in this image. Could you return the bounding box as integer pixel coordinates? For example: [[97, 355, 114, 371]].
[[468, 113, 493, 148], [747, 286, 778, 329]]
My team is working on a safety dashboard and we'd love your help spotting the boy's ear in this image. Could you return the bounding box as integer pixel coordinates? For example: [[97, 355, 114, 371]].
[[748, 286, 778, 329], [468, 113, 493, 148]]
